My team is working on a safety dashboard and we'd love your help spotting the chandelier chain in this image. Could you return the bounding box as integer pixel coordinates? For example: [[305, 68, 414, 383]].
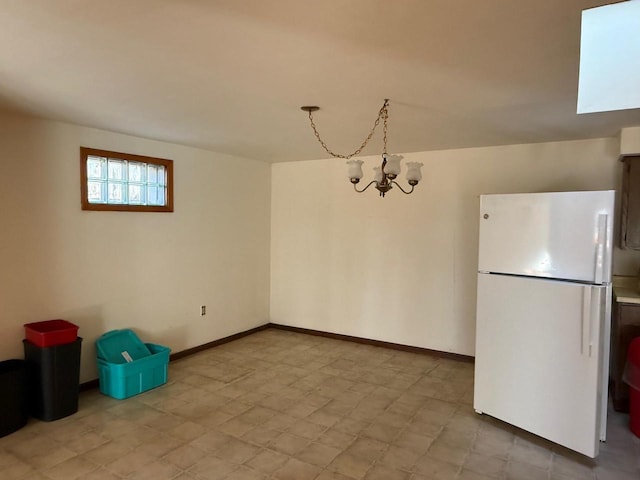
[[382, 103, 388, 155], [307, 99, 389, 159]]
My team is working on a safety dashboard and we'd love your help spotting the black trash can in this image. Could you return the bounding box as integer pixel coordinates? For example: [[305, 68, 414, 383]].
[[0, 359, 29, 437], [23, 338, 82, 421]]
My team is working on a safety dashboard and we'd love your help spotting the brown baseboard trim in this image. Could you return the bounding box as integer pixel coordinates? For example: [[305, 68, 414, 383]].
[[268, 323, 475, 363], [169, 324, 270, 362], [79, 322, 472, 391], [79, 323, 271, 391], [80, 378, 99, 391]]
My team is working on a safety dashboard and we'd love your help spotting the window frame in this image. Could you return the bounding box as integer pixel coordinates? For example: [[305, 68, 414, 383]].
[[80, 147, 174, 212]]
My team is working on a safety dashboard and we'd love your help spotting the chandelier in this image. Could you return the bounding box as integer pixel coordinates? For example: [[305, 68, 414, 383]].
[[301, 99, 423, 197]]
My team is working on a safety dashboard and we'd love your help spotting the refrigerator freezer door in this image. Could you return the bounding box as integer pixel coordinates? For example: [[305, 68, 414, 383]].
[[474, 273, 604, 458], [478, 190, 614, 283]]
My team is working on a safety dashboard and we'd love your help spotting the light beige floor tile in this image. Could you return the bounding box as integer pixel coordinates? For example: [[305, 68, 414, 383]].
[[241, 425, 282, 446], [361, 422, 402, 443], [463, 451, 507, 478], [212, 437, 260, 464], [6, 434, 57, 458], [169, 420, 208, 441], [0, 450, 20, 470], [509, 437, 553, 471], [414, 454, 461, 479], [393, 430, 435, 456], [328, 452, 374, 479], [162, 443, 208, 470], [317, 428, 357, 450], [41, 455, 99, 479], [306, 409, 341, 428], [332, 418, 370, 436], [62, 430, 111, 454], [457, 469, 499, 480], [405, 418, 445, 438], [25, 445, 78, 470], [595, 448, 639, 474], [236, 406, 278, 426], [426, 440, 469, 466], [82, 440, 132, 465], [269, 432, 310, 456], [436, 427, 476, 450], [187, 454, 238, 480], [287, 418, 328, 440], [124, 459, 183, 480], [190, 431, 233, 453], [2, 458, 36, 480], [504, 460, 549, 480], [296, 441, 342, 467], [134, 433, 185, 458], [316, 468, 355, 479], [262, 413, 297, 432], [72, 467, 122, 480], [363, 464, 411, 480], [198, 410, 235, 428], [104, 449, 157, 477], [272, 457, 322, 480], [471, 432, 513, 460], [346, 437, 388, 462], [217, 417, 256, 437], [3, 329, 637, 480], [224, 465, 268, 480], [379, 444, 422, 471], [593, 468, 640, 480], [245, 448, 289, 474]]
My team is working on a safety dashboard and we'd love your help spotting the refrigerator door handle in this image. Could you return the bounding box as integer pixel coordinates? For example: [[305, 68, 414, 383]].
[[582, 286, 592, 357], [594, 214, 608, 284]]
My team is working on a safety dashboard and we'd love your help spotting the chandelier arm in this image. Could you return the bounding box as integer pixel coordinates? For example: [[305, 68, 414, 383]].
[[353, 181, 378, 193], [390, 180, 415, 195], [306, 99, 389, 159]]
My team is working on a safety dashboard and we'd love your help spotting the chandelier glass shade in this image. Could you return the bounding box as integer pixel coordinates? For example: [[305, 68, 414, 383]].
[[301, 99, 422, 197]]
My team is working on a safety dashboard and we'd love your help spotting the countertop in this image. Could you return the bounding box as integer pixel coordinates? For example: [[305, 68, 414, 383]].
[[613, 276, 640, 304]]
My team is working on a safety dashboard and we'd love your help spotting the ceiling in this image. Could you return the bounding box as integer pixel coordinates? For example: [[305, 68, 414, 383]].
[[0, 0, 638, 163]]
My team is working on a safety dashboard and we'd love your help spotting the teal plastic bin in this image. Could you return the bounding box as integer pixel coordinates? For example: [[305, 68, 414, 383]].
[[96, 330, 170, 400], [96, 329, 152, 364]]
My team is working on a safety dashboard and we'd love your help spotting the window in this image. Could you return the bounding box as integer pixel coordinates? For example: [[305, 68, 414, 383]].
[[80, 147, 174, 212]]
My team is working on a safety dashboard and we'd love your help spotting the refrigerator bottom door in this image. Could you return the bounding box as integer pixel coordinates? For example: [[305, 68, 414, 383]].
[[474, 273, 604, 458]]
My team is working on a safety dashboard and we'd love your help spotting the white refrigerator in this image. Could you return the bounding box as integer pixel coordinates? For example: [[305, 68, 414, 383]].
[[474, 190, 614, 458]]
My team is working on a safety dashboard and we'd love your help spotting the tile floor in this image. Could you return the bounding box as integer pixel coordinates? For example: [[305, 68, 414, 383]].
[[1, 328, 639, 480]]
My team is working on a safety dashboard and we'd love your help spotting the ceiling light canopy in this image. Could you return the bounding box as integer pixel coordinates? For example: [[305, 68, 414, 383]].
[[301, 99, 422, 197]]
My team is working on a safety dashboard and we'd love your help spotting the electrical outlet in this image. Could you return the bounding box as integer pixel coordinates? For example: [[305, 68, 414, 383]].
[[200, 305, 206, 316]]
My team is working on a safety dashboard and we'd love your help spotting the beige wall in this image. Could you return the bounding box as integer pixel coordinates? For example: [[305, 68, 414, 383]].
[[271, 138, 639, 356], [2, 111, 637, 382], [621, 126, 640, 155], [0, 113, 271, 382]]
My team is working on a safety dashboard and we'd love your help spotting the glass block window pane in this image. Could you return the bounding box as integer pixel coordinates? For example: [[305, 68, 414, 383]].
[[148, 165, 158, 184], [128, 184, 144, 204], [87, 156, 105, 179], [129, 162, 145, 183], [108, 160, 124, 180], [81, 147, 172, 212], [147, 186, 158, 205], [158, 166, 166, 186], [108, 183, 125, 203], [87, 181, 105, 203]]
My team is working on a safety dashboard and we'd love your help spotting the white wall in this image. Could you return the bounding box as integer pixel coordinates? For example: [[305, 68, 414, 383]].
[[271, 138, 638, 356], [0, 113, 271, 382]]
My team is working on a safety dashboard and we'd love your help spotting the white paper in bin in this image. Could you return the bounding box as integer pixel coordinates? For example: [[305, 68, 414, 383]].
[[623, 360, 640, 391]]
